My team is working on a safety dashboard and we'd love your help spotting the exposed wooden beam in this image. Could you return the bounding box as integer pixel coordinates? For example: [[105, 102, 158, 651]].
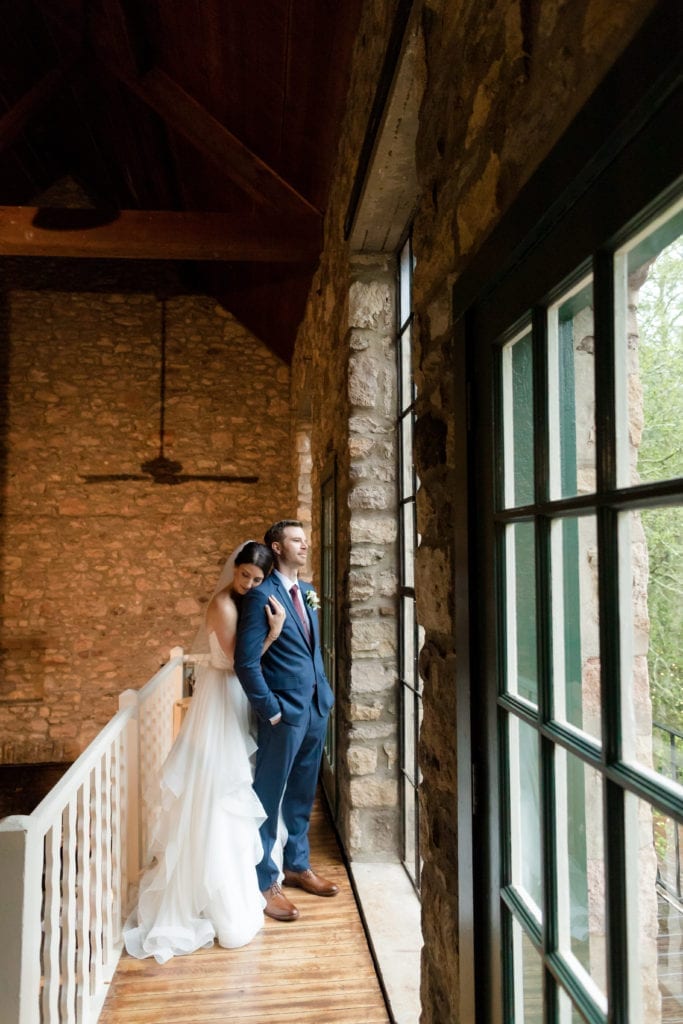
[[123, 68, 322, 221], [35, 0, 322, 223], [88, 0, 144, 79], [0, 65, 73, 154], [0, 207, 321, 261]]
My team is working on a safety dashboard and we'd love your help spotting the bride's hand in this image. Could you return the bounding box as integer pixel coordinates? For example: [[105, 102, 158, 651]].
[[265, 595, 286, 640]]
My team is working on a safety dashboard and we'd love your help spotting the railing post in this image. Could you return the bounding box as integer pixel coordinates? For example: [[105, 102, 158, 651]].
[[0, 816, 43, 1024], [118, 688, 140, 909], [170, 646, 184, 702]]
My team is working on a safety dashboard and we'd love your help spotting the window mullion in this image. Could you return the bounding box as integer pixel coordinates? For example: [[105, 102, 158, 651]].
[[594, 249, 632, 1022]]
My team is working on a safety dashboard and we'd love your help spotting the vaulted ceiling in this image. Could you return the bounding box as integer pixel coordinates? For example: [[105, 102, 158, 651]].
[[0, 0, 364, 361]]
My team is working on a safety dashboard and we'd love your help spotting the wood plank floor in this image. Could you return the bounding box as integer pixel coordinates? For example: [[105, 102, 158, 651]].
[[99, 795, 391, 1024]]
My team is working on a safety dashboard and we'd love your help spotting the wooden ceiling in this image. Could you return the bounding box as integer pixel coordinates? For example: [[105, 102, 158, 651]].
[[0, 0, 364, 361]]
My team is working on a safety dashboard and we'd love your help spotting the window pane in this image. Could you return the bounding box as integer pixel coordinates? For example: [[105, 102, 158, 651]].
[[501, 328, 535, 508], [621, 507, 683, 792], [401, 594, 416, 682], [399, 322, 413, 410], [400, 412, 415, 499], [625, 793, 683, 1021], [555, 750, 607, 1004], [615, 199, 683, 488], [510, 913, 543, 1023], [402, 682, 416, 785], [507, 714, 542, 913], [402, 502, 416, 588], [550, 515, 601, 742], [558, 988, 591, 1022], [548, 278, 596, 499], [399, 239, 412, 327], [504, 521, 538, 704]]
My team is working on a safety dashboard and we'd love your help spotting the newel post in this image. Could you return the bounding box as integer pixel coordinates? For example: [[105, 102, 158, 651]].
[[170, 645, 184, 702], [118, 688, 140, 907], [0, 816, 43, 1024]]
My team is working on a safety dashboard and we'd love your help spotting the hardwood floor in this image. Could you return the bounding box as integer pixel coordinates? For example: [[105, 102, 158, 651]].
[[99, 797, 391, 1024]]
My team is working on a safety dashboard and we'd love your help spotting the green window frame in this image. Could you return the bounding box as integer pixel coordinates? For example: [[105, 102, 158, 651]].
[[458, 8, 683, 1020], [397, 231, 422, 891]]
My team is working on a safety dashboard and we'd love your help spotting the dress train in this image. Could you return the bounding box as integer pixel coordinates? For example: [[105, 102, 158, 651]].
[[123, 634, 267, 963]]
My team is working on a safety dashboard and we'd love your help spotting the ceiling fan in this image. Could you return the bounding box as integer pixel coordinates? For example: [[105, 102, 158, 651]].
[[81, 294, 259, 487]]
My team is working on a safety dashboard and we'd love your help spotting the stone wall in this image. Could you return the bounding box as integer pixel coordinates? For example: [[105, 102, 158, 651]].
[[411, 5, 656, 1016], [0, 259, 293, 764], [290, 0, 400, 858], [290, 0, 659, 1019]]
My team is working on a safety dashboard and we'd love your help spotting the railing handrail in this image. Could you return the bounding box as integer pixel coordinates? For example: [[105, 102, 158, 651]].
[[0, 706, 134, 839], [0, 649, 185, 1024]]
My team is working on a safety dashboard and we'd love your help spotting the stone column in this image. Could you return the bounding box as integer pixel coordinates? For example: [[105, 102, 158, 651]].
[[345, 262, 400, 859]]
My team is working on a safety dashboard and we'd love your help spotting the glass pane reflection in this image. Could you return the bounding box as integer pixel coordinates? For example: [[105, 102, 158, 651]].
[[558, 988, 589, 1023], [626, 793, 683, 1022], [507, 714, 542, 912], [555, 749, 607, 1002], [505, 521, 538, 704], [548, 278, 596, 499], [616, 201, 683, 488], [550, 515, 601, 741], [621, 507, 683, 792], [510, 914, 543, 1023], [501, 328, 535, 508]]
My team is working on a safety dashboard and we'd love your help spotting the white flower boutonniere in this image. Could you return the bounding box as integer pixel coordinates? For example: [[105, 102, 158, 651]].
[[305, 588, 321, 611]]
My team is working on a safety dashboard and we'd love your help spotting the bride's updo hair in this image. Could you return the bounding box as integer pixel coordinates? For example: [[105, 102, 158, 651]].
[[234, 541, 274, 576]]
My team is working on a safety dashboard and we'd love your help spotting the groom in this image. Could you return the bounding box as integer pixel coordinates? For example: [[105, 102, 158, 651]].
[[234, 519, 338, 921]]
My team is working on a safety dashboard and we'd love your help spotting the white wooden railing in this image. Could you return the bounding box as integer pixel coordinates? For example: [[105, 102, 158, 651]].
[[0, 648, 186, 1024]]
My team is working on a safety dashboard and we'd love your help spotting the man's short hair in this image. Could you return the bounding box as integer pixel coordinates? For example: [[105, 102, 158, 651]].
[[264, 519, 304, 549]]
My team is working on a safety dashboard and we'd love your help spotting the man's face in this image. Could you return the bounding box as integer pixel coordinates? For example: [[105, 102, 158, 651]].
[[274, 526, 308, 570]]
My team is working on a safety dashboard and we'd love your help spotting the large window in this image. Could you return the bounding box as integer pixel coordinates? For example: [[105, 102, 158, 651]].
[[320, 456, 338, 813], [476, 190, 683, 1022], [464, 21, 683, 1018], [397, 233, 422, 890]]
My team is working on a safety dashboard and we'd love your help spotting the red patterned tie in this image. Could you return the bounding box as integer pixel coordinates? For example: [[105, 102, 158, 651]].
[[290, 584, 311, 644]]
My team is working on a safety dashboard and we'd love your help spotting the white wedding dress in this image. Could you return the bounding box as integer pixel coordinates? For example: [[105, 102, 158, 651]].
[[123, 632, 267, 963]]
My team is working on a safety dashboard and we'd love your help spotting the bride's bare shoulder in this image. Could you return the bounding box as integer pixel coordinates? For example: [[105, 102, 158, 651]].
[[206, 588, 238, 630]]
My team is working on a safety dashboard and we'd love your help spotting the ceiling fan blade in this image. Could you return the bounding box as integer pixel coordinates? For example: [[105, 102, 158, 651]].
[[176, 474, 260, 483], [80, 472, 260, 485], [81, 474, 150, 482]]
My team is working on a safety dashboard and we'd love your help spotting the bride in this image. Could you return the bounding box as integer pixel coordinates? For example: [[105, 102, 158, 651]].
[[123, 541, 285, 963]]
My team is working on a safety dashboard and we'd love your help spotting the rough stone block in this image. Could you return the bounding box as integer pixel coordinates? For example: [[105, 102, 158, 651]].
[[350, 700, 384, 721], [350, 517, 397, 544], [350, 721, 395, 741], [351, 619, 397, 658], [350, 777, 398, 807], [350, 660, 395, 695], [348, 280, 392, 330], [348, 352, 380, 407], [348, 485, 390, 511], [348, 745, 378, 774], [349, 415, 392, 436], [349, 570, 375, 601], [350, 546, 385, 566]]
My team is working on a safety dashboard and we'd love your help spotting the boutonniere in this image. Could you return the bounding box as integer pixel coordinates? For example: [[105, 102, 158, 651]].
[[304, 588, 321, 610]]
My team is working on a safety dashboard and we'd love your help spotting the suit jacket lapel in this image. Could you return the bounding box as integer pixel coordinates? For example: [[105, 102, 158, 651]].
[[274, 574, 312, 647]]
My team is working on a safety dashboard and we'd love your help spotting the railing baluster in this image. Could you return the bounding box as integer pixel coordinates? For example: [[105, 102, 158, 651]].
[[59, 797, 78, 1024], [89, 762, 104, 998], [0, 651, 186, 1023], [42, 823, 62, 1022], [75, 778, 92, 1022]]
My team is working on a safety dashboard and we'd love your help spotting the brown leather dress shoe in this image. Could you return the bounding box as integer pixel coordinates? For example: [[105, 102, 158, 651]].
[[262, 882, 300, 921], [283, 867, 340, 897]]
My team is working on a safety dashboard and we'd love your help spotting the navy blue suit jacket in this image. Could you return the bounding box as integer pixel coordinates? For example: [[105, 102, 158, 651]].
[[234, 574, 334, 725]]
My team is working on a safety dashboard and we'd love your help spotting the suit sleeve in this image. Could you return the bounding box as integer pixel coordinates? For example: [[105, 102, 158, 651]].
[[234, 587, 281, 722]]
